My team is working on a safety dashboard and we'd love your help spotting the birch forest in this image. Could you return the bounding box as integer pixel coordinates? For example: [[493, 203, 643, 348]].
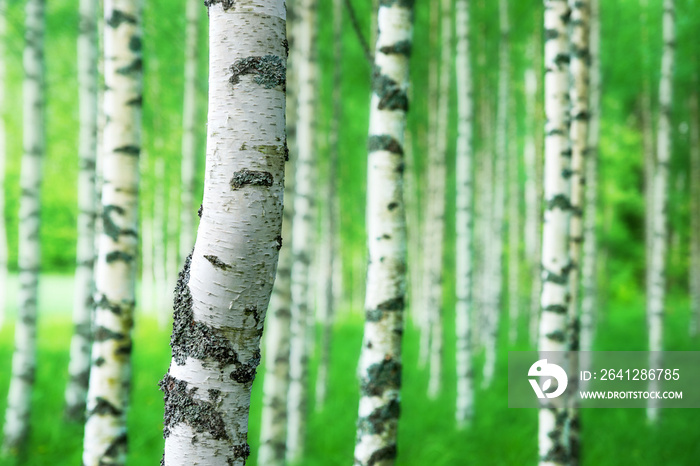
[[1, 0, 700, 465]]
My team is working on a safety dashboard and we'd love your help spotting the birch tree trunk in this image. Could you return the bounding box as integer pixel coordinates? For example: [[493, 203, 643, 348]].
[[0, 0, 7, 331], [523, 67, 539, 344], [455, 0, 474, 428], [482, 0, 509, 388], [153, 157, 169, 326], [2, 0, 45, 453], [353, 0, 413, 463], [538, 1, 571, 464], [161, 1, 286, 464], [81, 0, 143, 462], [580, 0, 600, 354], [179, 0, 200, 262], [507, 94, 520, 345], [65, 0, 99, 421], [286, 0, 317, 460], [647, 0, 674, 423], [690, 87, 700, 338], [425, 0, 450, 399]]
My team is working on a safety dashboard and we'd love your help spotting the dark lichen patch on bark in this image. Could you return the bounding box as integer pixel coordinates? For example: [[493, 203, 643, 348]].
[[379, 40, 412, 56], [366, 308, 383, 322], [116, 58, 143, 75], [94, 326, 125, 342], [229, 55, 286, 89], [361, 358, 402, 397], [230, 169, 274, 190], [90, 397, 123, 416], [103, 432, 128, 460], [106, 10, 137, 28], [547, 194, 572, 211], [204, 0, 235, 10], [95, 356, 106, 367], [372, 70, 408, 111], [363, 444, 398, 466], [103, 205, 138, 241], [114, 144, 140, 156], [387, 202, 399, 211], [230, 350, 261, 384], [368, 135, 403, 155], [275, 235, 283, 250], [159, 374, 229, 440], [204, 254, 232, 271], [378, 296, 404, 311], [232, 443, 251, 460], [129, 35, 142, 52], [95, 293, 125, 315], [106, 251, 134, 263], [357, 399, 400, 435], [198, 204, 203, 218], [171, 254, 238, 366]]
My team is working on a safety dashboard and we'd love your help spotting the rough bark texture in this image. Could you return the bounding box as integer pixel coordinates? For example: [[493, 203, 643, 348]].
[[2, 0, 45, 453], [65, 0, 99, 422], [353, 1, 413, 464], [454, 0, 474, 428], [580, 0, 600, 354], [286, 0, 317, 461], [0, 0, 7, 331], [81, 0, 143, 463], [647, 0, 675, 423], [690, 88, 700, 338], [538, 1, 571, 465], [425, 0, 449, 399], [161, 2, 286, 465], [179, 0, 200, 263], [482, 0, 509, 389]]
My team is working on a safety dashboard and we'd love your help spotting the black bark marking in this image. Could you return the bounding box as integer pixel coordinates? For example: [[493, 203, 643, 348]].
[[128, 35, 142, 52], [357, 399, 400, 436], [126, 95, 143, 106], [103, 432, 128, 460], [372, 70, 408, 111], [230, 55, 285, 89], [106, 10, 137, 28], [368, 135, 403, 155], [230, 349, 261, 384], [159, 374, 229, 440], [387, 202, 399, 211], [543, 304, 568, 315], [230, 169, 274, 190], [90, 397, 123, 416], [379, 0, 414, 7], [95, 357, 106, 367], [366, 444, 398, 465], [116, 58, 143, 75], [171, 253, 239, 366], [204, 254, 232, 271], [275, 235, 283, 250], [103, 205, 138, 241], [95, 294, 125, 315], [377, 296, 404, 311], [366, 309, 383, 322], [204, 0, 235, 10], [197, 204, 203, 218], [232, 443, 251, 460], [379, 40, 412, 57], [547, 194, 572, 211], [94, 326, 125, 342], [545, 330, 566, 342], [106, 251, 134, 264], [361, 357, 401, 397]]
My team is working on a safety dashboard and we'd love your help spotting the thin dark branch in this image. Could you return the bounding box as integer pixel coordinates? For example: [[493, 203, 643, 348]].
[[343, 0, 373, 64]]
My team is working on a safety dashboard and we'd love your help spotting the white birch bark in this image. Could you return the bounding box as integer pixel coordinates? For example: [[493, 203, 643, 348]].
[[538, 1, 571, 464], [580, 0, 600, 354], [647, 0, 675, 423], [2, 0, 45, 453], [0, 0, 7, 331], [286, 0, 317, 460], [690, 88, 700, 338], [482, 0, 509, 388], [425, 0, 451, 399], [179, 0, 200, 262], [455, 0, 474, 428], [161, 1, 286, 465], [65, 0, 99, 421], [354, 0, 413, 463], [82, 0, 143, 462]]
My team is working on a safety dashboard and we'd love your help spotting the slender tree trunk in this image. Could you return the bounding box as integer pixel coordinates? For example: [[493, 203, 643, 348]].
[[179, 0, 200, 263], [315, 0, 342, 410], [690, 86, 700, 338], [2, 0, 45, 453], [647, 0, 674, 423], [82, 0, 143, 462], [161, 1, 286, 464], [166, 181, 179, 308], [580, 0, 600, 354], [153, 157, 169, 326], [353, 0, 413, 463], [0, 0, 7, 331], [482, 0, 509, 388], [507, 94, 520, 346], [538, 1, 571, 465], [140, 152, 155, 315], [524, 66, 539, 342], [286, 0, 317, 460], [455, 0, 474, 428], [65, 0, 99, 421], [566, 0, 590, 462]]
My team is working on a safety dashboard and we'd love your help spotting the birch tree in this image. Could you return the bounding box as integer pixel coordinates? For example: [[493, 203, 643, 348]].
[[179, 0, 200, 262], [690, 87, 700, 338], [538, 1, 571, 464], [507, 95, 520, 345], [65, 0, 99, 421], [286, 0, 317, 460], [354, 0, 413, 463], [482, 0, 509, 388], [82, 0, 143, 462], [2, 0, 45, 453], [0, 0, 7, 331], [160, 1, 286, 464], [580, 0, 600, 354], [647, 0, 675, 423], [455, 0, 474, 427]]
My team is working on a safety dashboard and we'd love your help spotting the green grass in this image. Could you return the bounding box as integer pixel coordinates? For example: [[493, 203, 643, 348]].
[[0, 294, 699, 465]]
